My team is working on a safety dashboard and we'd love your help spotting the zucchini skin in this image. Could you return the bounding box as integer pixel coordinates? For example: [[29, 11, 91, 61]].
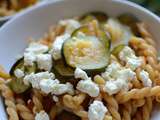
[[52, 59, 74, 79], [9, 57, 24, 76], [63, 27, 110, 72], [111, 44, 125, 57], [9, 58, 36, 94]]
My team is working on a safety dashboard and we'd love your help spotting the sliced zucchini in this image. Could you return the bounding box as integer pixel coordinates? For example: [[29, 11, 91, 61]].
[[80, 11, 108, 23], [107, 18, 133, 47], [71, 26, 111, 50], [71, 26, 92, 37], [9, 58, 36, 94], [111, 44, 125, 57], [10, 58, 37, 76], [63, 35, 109, 71], [9, 58, 24, 76], [8, 77, 30, 94], [53, 59, 74, 78]]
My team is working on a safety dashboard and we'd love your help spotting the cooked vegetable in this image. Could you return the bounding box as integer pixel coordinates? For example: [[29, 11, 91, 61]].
[[107, 18, 133, 47], [118, 13, 140, 36], [71, 26, 92, 37], [9, 58, 36, 94], [10, 58, 36, 76], [8, 77, 30, 94], [63, 34, 110, 71], [80, 11, 108, 23], [72, 25, 111, 49], [111, 44, 125, 57], [9, 58, 24, 76], [53, 59, 74, 78]]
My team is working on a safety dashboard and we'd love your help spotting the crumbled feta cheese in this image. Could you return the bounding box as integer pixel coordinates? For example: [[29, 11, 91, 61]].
[[102, 61, 136, 95], [14, 69, 24, 78], [101, 62, 121, 80], [37, 54, 52, 71], [24, 42, 49, 66], [74, 67, 88, 80], [25, 42, 48, 54], [88, 100, 107, 120], [103, 80, 121, 95], [24, 52, 36, 66], [52, 82, 74, 95], [39, 79, 59, 94], [35, 111, 49, 120], [52, 95, 59, 102], [119, 46, 142, 70], [127, 58, 142, 71], [59, 19, 81, 33], [23, 72, 55, 88], [77, 78, 99, 97], [139, 70, 152, 87], [118, 68, 136, 81], [50, 33, 70, 60]]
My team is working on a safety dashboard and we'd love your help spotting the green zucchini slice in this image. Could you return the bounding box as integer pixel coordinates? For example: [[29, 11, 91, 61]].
[[9, 58, 36, 94], [71, 26, 111, 50], [111, 44, 125, 57], [53, 59, 74, 78], [8, 77, 30, 94], [63, 35, 109, 71]]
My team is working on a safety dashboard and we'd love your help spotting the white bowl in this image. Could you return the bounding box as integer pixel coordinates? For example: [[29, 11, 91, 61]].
[[0, 0, 160, 119]]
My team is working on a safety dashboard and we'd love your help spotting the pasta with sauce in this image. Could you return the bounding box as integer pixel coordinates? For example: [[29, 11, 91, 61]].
[[0, 12, 160, 120]]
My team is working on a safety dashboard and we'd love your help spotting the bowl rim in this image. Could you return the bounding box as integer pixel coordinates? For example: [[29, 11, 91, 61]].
[[0, 0, 160, 30]]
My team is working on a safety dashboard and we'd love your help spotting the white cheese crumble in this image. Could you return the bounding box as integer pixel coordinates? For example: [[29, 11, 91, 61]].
[[139, 70, 152, 87], [59, 19, 81, 33], [52, 82, 74, 95], [77, 78, 99, 97], [101, 62, 121, 80], [119, 46, 142, 70], [52, 95, 59, 102], [36, 54, 52, 71], [40, 79, 74, 95], [24, 72, 74, 95], [23, 71, 55, 88], [24, 52, 36, 66], [102, 62, 136, 95], [88, 100, 107, 120], [74, 67, 88, 80], [103, 80, 121, 95], [24, 42, 49, 66], [39, 79, 59, 94], [14, 69, 24, 78], [50, 33, 70, 60], [35, 111, 49, 120], [25, 42, 48, 54]]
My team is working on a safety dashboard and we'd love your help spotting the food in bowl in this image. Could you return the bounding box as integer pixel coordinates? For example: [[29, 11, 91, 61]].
[[0, 11, 160, 120], [0, 0, 38, 17]]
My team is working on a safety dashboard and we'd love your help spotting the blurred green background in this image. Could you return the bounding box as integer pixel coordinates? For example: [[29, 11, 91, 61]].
[[129, 0, 160, 16]]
